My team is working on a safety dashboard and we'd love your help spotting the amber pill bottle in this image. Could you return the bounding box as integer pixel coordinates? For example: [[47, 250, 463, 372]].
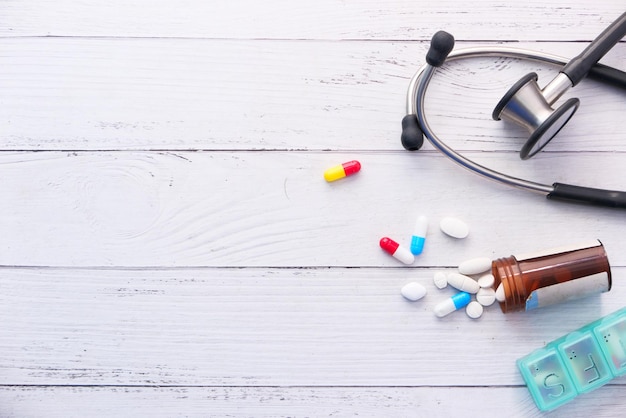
[[492, 240, 612, 313]]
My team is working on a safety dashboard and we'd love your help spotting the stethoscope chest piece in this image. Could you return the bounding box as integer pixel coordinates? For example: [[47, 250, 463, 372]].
[[492, 72, 580, 159], [404, 11, 626, 209]]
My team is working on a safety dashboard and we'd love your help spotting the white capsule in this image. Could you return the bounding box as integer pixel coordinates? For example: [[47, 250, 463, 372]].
[[401, 282, 427, 302], [410, 215, 429, 255], [439, 217, 469, 239], [433, 271, 448, 289], [495, 283, 505, 302], [466, 301, 484, 319], [476, 287, 496, 306], [434, 292, 471, 318], [477, 273, 495, 288], [458, 257, 492, 275], [379, 237, 415, 265], [446, 272, 480, 294], [433, 292, 472, 318]]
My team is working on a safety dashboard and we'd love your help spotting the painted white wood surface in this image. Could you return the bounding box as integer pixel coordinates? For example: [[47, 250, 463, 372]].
[[1, 1, 625, 417], [1, 39, 624, 151]]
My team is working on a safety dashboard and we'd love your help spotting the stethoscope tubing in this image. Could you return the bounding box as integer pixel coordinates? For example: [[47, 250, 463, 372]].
[[406, 43, 626, 209], [409, 47, 573, 194], [406, 46, 571, 116], [414, 63, 554, 194]]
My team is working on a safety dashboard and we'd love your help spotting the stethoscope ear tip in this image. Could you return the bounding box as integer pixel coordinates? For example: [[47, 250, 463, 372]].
[[426, 31, 455, 67], [401, 114, 425, 151]]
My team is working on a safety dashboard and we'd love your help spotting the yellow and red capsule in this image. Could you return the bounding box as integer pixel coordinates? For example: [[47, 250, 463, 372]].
[[324, 160, 361, 182]]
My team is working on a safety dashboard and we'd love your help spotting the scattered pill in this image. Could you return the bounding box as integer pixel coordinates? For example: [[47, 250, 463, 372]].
[[495, 283, 505, 302], [446, 272, 480, 294], [401, 282, 427, 302], [433, 271, 448, 289], [466, 301, 484, 319], [434, 291, 471, 318], [324, 160, 361, 182], [477, 273, 495, 288], [439, 217, 469, 239], [410, 215, 429, 255], [476, 287, 496, 306], [379, 237, 415, 265], [458, 257, 492, 275]]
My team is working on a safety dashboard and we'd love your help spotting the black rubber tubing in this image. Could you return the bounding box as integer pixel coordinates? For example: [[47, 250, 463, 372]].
[[563, 11, 626, 86]]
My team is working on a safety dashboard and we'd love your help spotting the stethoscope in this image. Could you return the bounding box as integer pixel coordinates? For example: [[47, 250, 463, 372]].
[[402, 12, 626, 209]]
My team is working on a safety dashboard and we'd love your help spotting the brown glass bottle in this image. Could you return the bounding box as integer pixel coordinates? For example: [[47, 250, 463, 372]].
[[492, 240, 612, 313]]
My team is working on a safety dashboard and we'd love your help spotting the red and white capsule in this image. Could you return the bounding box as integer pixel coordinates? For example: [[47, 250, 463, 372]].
[[324, 160, 361, 182], [379, 237, 415, 265]]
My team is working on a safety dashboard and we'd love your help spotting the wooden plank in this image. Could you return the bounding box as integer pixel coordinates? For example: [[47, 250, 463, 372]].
[[1, 1, 624, 41], [1, 385, 626, 417], [0, 151, 625, 267], [1, 38, 624, 151], [1, 267, 626, 387]]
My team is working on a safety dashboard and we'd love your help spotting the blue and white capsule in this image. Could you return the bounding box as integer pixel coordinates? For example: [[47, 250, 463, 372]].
[[410, 215, 429, 255], [433, 291, 471, 318]]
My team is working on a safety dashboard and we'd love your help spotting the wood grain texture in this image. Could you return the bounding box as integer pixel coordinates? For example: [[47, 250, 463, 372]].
[[1, 267, 626, 387], [0, 151, 625, 267], [1, 38, 624, 151], [2, 1, 624, 40], [2, 385, 626, 418], [2, 0, 626, 416]]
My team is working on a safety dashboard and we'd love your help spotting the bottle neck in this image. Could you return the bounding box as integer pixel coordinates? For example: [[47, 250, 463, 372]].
[[493, 255, 526, 313]]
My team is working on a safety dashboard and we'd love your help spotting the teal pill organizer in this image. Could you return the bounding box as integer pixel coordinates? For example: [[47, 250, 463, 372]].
[[517, 307, 626, 411]]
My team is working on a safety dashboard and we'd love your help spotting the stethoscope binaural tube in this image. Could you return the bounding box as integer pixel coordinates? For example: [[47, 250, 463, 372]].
[[404, 31, 626, 209]]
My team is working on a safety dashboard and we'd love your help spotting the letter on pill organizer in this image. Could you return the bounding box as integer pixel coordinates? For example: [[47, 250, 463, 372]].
[[593, 316, 626, 375], [517, 307, 626, 411], [324, 160, 361, 182], [517, 348, 578, 411], [379, 237, 415, 265], [434, 292, 471, 318], [557, 333, 612, 393], [410, 215, 429, 255]]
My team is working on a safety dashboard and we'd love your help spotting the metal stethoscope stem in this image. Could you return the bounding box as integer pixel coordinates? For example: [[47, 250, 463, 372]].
[[405, 20, 626, 209], [407, 47, 571, 195]]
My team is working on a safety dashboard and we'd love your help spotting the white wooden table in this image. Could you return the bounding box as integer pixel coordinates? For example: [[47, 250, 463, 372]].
[[1, 1, 625, 417]]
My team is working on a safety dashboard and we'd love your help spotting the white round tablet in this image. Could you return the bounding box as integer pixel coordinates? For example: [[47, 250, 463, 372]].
[[495, 283, 505, 302], [439, 217, 469, 239], [477, 274, 495, 288], [476, 287, 496, 306], [401, 282, 427, 302], [433, 271, 448, 289], [466, 301, 484, 319]]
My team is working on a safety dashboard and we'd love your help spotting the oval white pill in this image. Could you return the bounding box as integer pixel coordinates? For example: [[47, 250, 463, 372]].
[[401, 282, 427, 302], [495, 283, 505, 302], [477, 273, 495, 288], [466, 301, 484, 319], [476, 287, 496, 306], [439, 217, 469, 239], [458, 257, 492, 275], [446, 272, 480, 294], [433, 271, 448, 289]]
